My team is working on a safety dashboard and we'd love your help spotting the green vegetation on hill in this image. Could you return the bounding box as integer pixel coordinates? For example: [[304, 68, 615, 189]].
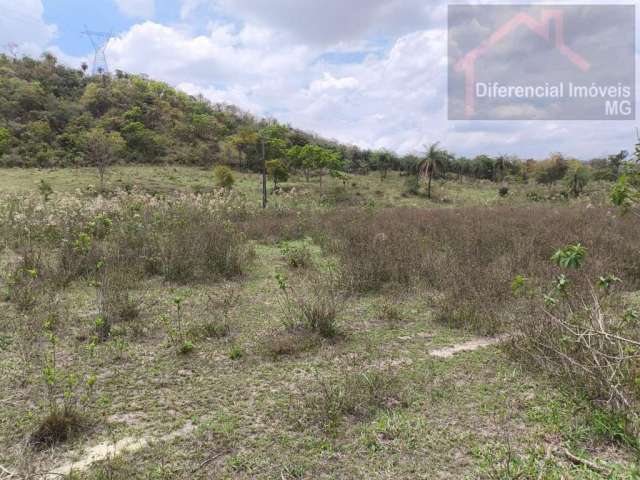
[[0, 53, 364, 170], [1, 53, 634, 193]]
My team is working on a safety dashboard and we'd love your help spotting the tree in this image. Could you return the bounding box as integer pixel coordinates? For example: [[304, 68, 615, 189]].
[[266, 159, 288, 190], [0, 127, 11, 155], [230, 127, 259, 170], [611, 141, 639, 216], [288, 144, 343, 183], [81, 83, 112, 117], [536, 153, 569, 186], [213, 165, 235, 189], [373, 150, 394, 181], [472, 155, 496, 180], [83, 128, 125, 192], [565, 161, 591, 198], [608, 150, 628, 179], [418, 143, 447, 199]]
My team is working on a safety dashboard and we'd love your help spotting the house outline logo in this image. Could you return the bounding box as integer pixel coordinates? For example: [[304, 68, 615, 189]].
[[454, 9, 591, 118]]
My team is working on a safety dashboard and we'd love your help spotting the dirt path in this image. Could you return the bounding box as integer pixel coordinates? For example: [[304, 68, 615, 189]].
[[44, 422, 195, 479], [429, 336, 508, 358]]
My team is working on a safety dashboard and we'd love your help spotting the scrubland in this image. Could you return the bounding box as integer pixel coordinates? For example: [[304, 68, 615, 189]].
[[0, 168, 639, 479]]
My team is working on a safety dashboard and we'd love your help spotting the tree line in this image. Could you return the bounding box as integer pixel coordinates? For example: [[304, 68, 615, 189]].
[[0, 53, 633, 194]]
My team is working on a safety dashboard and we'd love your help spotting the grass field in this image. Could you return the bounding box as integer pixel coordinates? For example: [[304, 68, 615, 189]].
[[0, 164, 612, 209], [0, 167, 638, 479]]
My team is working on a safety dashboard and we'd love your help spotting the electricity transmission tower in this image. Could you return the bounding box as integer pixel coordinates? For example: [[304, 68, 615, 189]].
[[4, 42, 19, 59], [82, 26, 112, 76]]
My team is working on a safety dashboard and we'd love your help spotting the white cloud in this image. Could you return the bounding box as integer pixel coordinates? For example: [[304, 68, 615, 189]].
[[0, 0, 56, 57], [180, 0, 208, 19], [309, 73, 359, 93], [183, 0, 445, 46], [0, 0, 616, 159], [114, 0, 155, 19], [107, 21, 310, 85], [178, 81, 264, 114], [102, 15, 636, 159]]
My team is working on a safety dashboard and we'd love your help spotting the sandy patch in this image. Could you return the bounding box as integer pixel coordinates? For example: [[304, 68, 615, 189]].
[[44, 421, 195, 478], [429, 336, 508, 358]]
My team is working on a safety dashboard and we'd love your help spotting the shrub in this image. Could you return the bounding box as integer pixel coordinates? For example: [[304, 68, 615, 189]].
[[190, 289, 238, 339], [151, 205, 248, 283], [376, 297, 402, 327], [214, 165, 235, 189], [31, 307, 97, 449], [280, 239, 313, 269], [259, 329, 320, 360], [38, 179, 53, 202], [229, 344, 244, 360], [498, 186, 509, 197], [5, 249, 44, 311], [509, 245, 640, 435], [198, 321, 230, 339], [30, 410, 84, 450], [98, 263, 139, 318], [296, 368, 404, 431], [179, 340, 194, 355], [318, 206, 640, 334], [277, 273, 341, 339], [320, 209, 428, 292]]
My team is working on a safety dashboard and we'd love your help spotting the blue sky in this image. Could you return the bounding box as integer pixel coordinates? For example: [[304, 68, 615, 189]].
[[0, 0, 637, 159]]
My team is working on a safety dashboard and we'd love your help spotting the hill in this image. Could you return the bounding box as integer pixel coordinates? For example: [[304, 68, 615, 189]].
[[0, 53, 379, 170]]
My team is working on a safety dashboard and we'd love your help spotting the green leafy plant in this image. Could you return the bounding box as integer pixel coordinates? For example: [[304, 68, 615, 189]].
[[515, 243, 640, 438], [266, 159, 289, 190], [38, 179, 53, 202], [162, 291, 195, 354], [510, 275, 527, 296], [597, 275, 622, 294], [228, 344, 244, 360], [551, 243, 587, 269], [180, 340, 194, 355], [30, 307, 97, 449]]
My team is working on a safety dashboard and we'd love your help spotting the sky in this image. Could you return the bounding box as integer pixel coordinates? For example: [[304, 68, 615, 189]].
[[0, 0, 637, 159]]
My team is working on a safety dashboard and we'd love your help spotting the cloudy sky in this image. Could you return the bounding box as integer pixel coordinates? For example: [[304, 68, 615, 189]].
[[0, 0, 636, 159]]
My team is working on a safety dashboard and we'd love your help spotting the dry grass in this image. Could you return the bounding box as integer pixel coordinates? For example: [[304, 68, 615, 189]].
[[318, 206, 640, 334], [29, 410, 84, 450], [1, 174, 639, 477]]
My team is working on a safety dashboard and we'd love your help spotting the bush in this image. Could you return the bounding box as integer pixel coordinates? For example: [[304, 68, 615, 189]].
[[277, 273, 341, 339], [150, 205, 248, 283], [376, 297, 402, 327], [498, 186, 509, 197], [5, 249, 45, 311], [259, 329, 320, 360], [190, 289, 238, 340], [296, 368, 405, 431], [229, 344, 244, 360], [214, 165, 235, 189], [320, 209, 428, 292], [29, 410, 84, 450], [317, 206, 640, 334], [281, 239, 313, 269], [509, 245, 640, 436]]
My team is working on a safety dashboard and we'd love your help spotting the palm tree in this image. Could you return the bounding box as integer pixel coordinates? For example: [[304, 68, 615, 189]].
[[418, 143, 444, 199]]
